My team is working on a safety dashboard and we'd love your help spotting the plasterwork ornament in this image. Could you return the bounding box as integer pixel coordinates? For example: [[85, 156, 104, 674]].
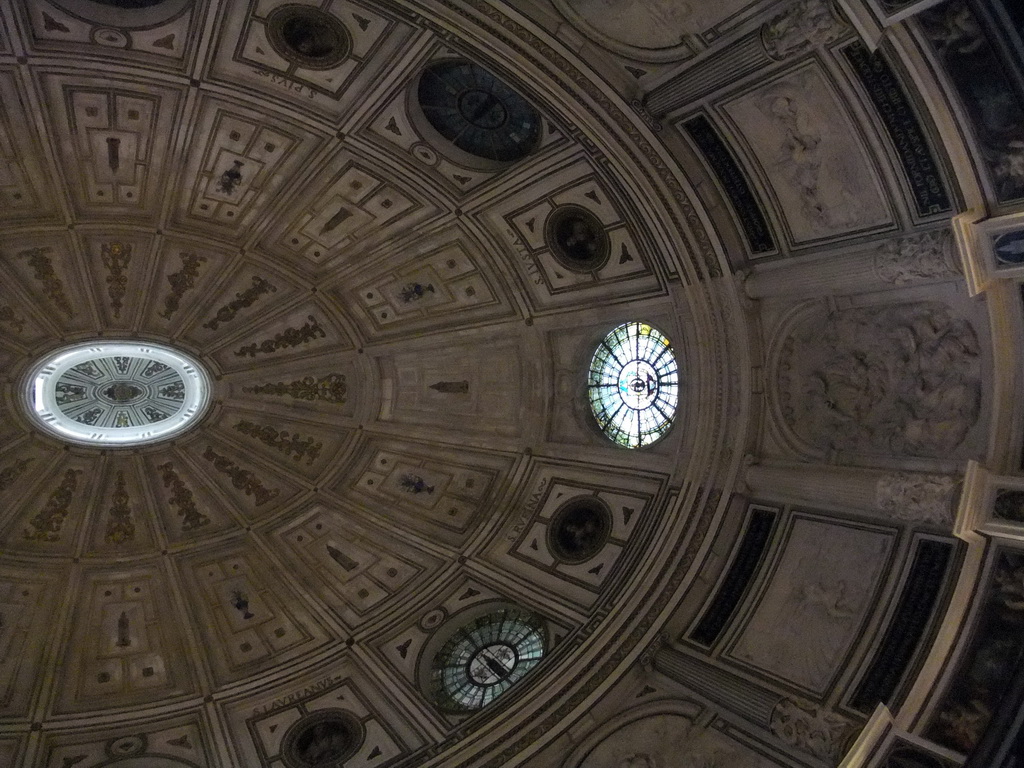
[[777, 302, 981, 458], [761, 0, 850, 60], [769, 696, 857, 762], [875, 473, 959, 525], [873, 230, 957, 285]]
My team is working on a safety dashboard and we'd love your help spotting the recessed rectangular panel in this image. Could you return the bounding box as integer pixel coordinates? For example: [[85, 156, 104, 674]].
[[728, 515, 895, 695]]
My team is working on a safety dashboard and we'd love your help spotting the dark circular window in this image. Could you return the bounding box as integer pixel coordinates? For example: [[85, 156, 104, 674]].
[[417, 60, 542, 163], [547, 497, 612, 563], [545, 205, 611, 272], [429, 607, 545, 713], [280, 709, 365, 768], [267, 5, 351, 70]]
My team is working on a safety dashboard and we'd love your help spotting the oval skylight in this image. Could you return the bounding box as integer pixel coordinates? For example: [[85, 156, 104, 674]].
[[25, 341, 211, 447], [588, 322, 679, 448]]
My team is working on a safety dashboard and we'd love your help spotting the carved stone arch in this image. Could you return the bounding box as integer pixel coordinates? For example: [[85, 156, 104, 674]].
[[560, 699, 703, 768]]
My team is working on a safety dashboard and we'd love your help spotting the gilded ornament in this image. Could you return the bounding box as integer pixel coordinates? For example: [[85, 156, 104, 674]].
[[159, 251, 207, 319], [24, 469, 81, 542], [101, 242, 132, 318], [203, 447, 279, 505], [232, 420, 322, 463], [244, 373, 347, 403], [0, 458, 33, 492], [234, 315, 326, 357], [18, 247, 73, 317], [105, 470, 136, 545], [203, 276, 277, 330], [158, 462, 209, 532]]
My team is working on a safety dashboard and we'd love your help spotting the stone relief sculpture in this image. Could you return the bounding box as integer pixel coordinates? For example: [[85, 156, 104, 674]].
[[758, 90, 864, 233], [576, 712, 780, 768], [724, 66, 891, 242], [873, 230, 958, 284], [777, 302, 981, 458], [761, 0, 850, 60], [875, 473, 960, 525], [769, 697, 857, 762]]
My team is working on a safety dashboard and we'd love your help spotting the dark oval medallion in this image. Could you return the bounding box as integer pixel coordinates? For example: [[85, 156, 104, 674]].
[[280, 709, 365, 768], [267, 5, 352, 70], [545, 205, 611, 273], [547, 496, 612, 564]]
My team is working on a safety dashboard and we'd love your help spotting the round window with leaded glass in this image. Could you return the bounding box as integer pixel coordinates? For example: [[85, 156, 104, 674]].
[[24, 341, 211, 447], [588, 322, 679, 448], [429, 607, 546, 713]]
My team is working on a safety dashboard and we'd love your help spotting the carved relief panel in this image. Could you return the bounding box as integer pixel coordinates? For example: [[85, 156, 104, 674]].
[[334, 228, 517, 341], [270, 504, 443, 629], [204, 298, 355, 375], [716, 61, 895, 245], [259, 149, 442, 270], [771, 299, 985, 461], [336, 438, 516, 546], [176, 547, 332, 687], [171, 95, 326, 240], [52, 566, 196, 714], [222, 663, 424, 768], [481, 161, 662, 310], [187, 435, 308, 524], [180, 257, 307, 350], [82, 460, 161, 558], [38, 73, 183, 221], [211, 0, 415, 121], [485, 464, 663, 608], [724, 513, 897, 696], [139, 238, 237, 334]]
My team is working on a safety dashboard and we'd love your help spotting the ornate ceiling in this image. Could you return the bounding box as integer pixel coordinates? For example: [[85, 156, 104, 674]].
[[0, 0, 1021, 767]]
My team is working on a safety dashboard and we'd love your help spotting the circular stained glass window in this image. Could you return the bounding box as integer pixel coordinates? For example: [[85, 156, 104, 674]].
[[430, 607, 545, 713], [417, 60, 542, 163], [588, 322, 679, 448], [25, 341, 211, 447]]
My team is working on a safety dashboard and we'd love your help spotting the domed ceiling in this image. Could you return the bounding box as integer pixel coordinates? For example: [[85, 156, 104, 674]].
[[0, 0, 1021, 767]]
